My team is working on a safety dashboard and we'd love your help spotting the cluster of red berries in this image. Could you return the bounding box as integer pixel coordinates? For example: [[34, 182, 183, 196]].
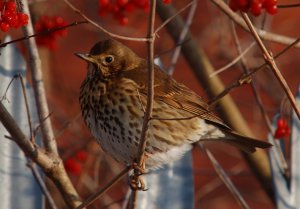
[[274, 118, 290, 139], [64, 150, 88, 175], [229, 0, 277, 16], [0, 0, 28, 32], [98, 0, 172, 25], [34, 16, 67, 50]]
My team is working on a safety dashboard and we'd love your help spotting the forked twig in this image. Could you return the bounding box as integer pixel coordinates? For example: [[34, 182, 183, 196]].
[[230, 21, 289, 176], [209, 36, 300, 106], [241, 13, 300, 120], [27, 161, 58, 209]]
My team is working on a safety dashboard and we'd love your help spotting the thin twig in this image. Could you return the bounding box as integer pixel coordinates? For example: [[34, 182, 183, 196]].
[[75, 166, 131, 209], [19, 74, 58, 209], [230, 21, 289, 176], [154, 0, 195, 35], [136, 0, 156, 174], [199, 144, 250, 209], [230, 22, 272, 129], [241, 13, 300, 120], [0, 75, 18, 102], [0, 21, 88, 48], [209, 36, 300, 106], [210, 0, 300, 48], [278, 3, 300, 8], [21, 0, 58, 154], [18, 75, 34, 141], [27, 161, 58, 209], [167, 0, 198, 75], [210, 42, 256, 78], [62, 0, 147, 42]]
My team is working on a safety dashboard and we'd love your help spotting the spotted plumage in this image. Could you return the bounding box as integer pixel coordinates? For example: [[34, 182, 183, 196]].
[[77, 39, 271, 170]]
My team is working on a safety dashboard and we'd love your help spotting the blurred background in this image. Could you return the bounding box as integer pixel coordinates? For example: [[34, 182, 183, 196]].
[[1, 0, 300, 208]]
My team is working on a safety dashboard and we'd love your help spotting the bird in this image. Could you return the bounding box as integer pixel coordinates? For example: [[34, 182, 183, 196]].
[[76, 39, 271, 171]]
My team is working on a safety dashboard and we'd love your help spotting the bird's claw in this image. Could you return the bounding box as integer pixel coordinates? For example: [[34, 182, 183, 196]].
[[129, 162, 147, 191]]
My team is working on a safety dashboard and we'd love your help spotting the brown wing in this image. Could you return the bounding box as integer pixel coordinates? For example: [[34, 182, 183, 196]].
[[122, 62, 229, 129]]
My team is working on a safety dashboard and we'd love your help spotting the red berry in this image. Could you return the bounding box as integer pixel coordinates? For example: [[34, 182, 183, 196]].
[[274, 126, 290, 139], [18, 13, 29, 26], [76, 150, 88, 162], [163, 0, 172, 4], [3, 11, 18, 28], [265, 4, 277, 15], [6, 1, 16, 12], [99, 0, 110, 7], [274, 118, 290, 139], [237, 0, 250, 11], [34, 15, 67, 50], [251, 0, 262, 16], [119, 16, 128, 25], [64, 158, 81, 175], [0, 21, 10, 32], [277, 118, 288, 129]]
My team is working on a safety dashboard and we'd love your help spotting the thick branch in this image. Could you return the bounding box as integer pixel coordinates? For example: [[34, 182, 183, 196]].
[[21, 0, 57, 154], [0, 101, 82, 208]]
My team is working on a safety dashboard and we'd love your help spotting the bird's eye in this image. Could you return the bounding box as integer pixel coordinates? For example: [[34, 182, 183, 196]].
[[104, 55, 114, 64]]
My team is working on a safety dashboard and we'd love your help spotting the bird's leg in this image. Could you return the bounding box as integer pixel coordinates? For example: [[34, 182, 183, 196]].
[[129, 154, 148, 191]]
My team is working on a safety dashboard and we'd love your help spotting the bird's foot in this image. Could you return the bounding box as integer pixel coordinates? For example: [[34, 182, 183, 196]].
[[129, 162, 147, 191]]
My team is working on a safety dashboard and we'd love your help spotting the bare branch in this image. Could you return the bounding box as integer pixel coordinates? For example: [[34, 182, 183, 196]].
[[210, 0, 300, 48], [0, 21, 88, 48], [0, 101, 82, 208], [166, 0, 198, 75], [199, 144, 250, 209], [241, 12, 300, 120], [21, 0, 57, 154], [27, 161, 58, 209], [209, 35, 300, 106], [136, 0, 156, 174], [154, 0, 195, 35], [210, 42, 255, 78]]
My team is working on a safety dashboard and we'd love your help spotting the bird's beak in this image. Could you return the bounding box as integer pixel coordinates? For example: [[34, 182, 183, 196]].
[[74, 52, 96, 63]]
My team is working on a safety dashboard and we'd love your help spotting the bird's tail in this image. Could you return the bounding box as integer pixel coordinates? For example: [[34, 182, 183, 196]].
[[221, 131, 272, 153], [204, 129, 272, 153]]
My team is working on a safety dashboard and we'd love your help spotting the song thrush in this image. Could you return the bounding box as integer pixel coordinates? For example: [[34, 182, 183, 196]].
[[76, 39, 271, 170]]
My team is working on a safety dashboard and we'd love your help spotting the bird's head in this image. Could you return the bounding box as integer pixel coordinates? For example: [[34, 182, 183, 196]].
[[75, 39, 142, 79]]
